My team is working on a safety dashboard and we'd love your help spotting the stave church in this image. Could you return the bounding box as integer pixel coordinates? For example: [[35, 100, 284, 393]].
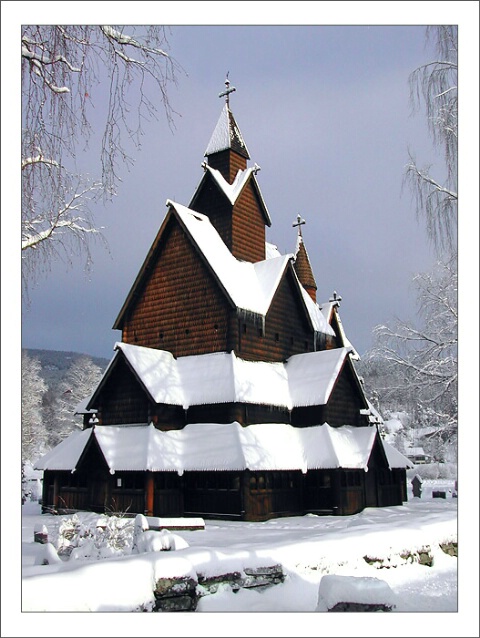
[[37, 80, 412, 521]]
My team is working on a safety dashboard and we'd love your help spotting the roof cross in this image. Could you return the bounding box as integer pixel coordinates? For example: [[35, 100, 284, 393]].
[[329, 290, 343, 304], [219, 73, 236, 106], [292, 214, 306, 237]]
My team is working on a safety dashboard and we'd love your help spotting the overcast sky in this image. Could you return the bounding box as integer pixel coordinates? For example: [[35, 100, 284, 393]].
[[12, 7, 476, 363]]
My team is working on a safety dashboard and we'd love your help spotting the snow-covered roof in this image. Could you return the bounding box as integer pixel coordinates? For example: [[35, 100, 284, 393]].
[[204, 104, 250, 158], [170, 202, 334, 336], [35, 429, 93, 472], [320, 301, 360, 359], [74, 395, 97, 415], [382, 441, 415, 469], [360, 400, 384, 425], [36, 422, 396, 474], [197, 164, 272, 226], [405, 447, 427, 457], [99, 343, 353, 410], [265, 242, 281, 259]]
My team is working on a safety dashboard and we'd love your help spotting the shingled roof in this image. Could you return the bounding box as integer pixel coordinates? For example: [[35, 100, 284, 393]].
[[204, 103, 250, 159], [88, 342, 355, 411], [36, 421, 412, 474], [114, 201, 334, 336]]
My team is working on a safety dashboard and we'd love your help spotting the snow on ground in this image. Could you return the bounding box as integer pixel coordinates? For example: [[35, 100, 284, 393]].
[[6, 480, 478, 637]]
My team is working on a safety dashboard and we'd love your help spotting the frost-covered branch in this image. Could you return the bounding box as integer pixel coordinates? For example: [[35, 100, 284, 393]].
[[406, 26, 457, 255], [364, 257, 457, 445], [22, 25, 182, 292]]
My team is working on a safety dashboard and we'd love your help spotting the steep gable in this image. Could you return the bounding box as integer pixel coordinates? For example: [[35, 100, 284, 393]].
[[190, 165, 270, 262], [115, 210, 233, 357]]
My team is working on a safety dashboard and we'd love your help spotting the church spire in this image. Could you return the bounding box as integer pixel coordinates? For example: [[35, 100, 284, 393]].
[[204, 76, 250, 182], [293, 215, 318, 302]]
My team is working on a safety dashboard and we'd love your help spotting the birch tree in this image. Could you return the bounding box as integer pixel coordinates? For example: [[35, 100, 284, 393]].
[[405, 25, 457, 254], [22, 25, 181, 291]]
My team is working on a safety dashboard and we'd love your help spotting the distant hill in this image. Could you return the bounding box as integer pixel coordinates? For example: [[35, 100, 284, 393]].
[[24, 348, 110, 389]]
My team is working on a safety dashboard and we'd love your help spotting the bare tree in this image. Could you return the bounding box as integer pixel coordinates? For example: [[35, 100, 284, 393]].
[[53, 356, 104, 440], [405, 25, 457, 253], [370, 255, 457, 448], [22, 25, 181, 291], [21, 351, 48, 466]]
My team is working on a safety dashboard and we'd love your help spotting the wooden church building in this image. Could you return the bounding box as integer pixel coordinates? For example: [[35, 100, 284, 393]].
[[37, 81, 412, 521]]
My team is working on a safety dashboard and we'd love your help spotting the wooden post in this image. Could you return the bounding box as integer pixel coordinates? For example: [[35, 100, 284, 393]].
[[331, 470, 342, 516], [53, 475, 59, 509], [145, 472, 154, 516]]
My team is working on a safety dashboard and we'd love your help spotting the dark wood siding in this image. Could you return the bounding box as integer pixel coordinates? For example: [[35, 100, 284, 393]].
[[238, 268, 314, 362], [187, 403, 290, 426], [96, 357, 150, 425], [291, 405, 326, 427], [184, 471, 242, 518], [192, 173, 266, 263], [231, 181, 266, 262], [323, 364, 366, 427], [151, 405, 186, 430], [207, 149, 247, 183], [303, 470, 334, 513], [154, 472, 184, 516], [339, 470, 365, 515], [243, 470, 304, 521], [122, 217, 231, 357], [190, 176, 233, 250]]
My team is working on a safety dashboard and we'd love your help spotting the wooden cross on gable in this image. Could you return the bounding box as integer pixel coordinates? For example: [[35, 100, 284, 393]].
[[292, 214, 306, 237], [219, 72, 236, 106]]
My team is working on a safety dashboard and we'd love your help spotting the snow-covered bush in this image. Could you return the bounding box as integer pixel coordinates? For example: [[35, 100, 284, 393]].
[[55, 513, 135, 560]]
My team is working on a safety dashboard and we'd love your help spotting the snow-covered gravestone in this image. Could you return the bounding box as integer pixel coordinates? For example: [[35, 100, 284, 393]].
[[316, 575, 397, 612], [411, 475, 423, 498], [34, 523, 48, 544]]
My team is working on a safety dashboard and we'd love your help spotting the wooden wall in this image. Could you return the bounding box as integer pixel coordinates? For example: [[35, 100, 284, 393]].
[[207, 149, 247, 183], [122, 217, 232, 358], [237, 268, 315, 362], [323, 363, 368, 427], [186, 403, 291, 426], [231, 181, 266, 262], [44, 464, 408, 520], [97, 357, 150, 425], [191, 172, 266, 262], [190, 177, 233, 251]]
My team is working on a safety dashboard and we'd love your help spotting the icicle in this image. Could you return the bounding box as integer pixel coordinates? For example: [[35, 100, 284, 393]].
[[236, 307, 265, 328]]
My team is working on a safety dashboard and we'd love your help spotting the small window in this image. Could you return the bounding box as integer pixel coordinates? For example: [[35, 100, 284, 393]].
[[116, 477, 122, 488], [214, 323, 219, 331], [290, 336, 294, 346], [275, 332, 280, 342], [243, 323, 247, 334], [185, 328, 190, 335], [258, 328, 263, 338], [159, 332, 164, 340]]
